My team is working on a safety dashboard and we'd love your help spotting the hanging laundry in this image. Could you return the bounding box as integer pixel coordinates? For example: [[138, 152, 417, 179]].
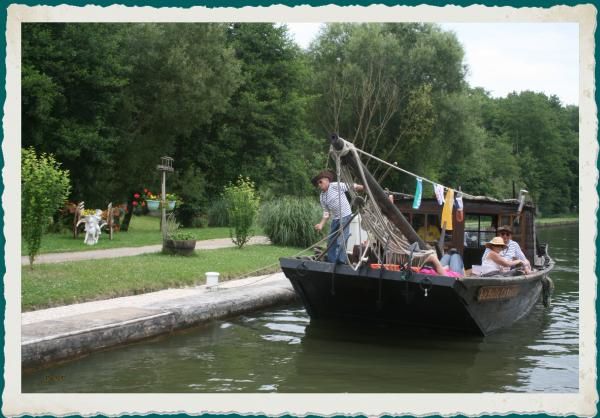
[[441, 188, 454, 231], [412, 178, 423, 209], [434, 183, 445, 205], [455, 192, 464, 223]]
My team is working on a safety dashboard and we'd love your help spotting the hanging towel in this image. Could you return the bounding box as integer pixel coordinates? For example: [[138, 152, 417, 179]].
[[412, 178, 423, 209], [434, 184, 445, 205], [441, 188, 454, 231]]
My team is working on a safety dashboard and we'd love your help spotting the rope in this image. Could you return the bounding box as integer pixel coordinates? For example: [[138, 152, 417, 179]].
[[331, 140, 435, 268], [352, 144, 477, 199]]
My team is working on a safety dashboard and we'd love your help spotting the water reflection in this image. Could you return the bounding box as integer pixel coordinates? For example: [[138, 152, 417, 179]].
[[22, 225, 578, 393]]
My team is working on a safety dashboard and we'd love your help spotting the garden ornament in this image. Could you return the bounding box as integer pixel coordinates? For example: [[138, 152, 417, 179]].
[[77, 210, 106, 245]]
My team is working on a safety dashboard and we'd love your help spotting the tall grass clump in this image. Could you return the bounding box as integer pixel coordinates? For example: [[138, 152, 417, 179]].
[[259, 196, 323, 247], [207, 198, 229, 226]]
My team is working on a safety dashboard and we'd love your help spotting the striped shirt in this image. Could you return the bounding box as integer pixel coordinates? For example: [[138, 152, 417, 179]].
[[320, 182, 352, 220], [483, 240, 528, 263]]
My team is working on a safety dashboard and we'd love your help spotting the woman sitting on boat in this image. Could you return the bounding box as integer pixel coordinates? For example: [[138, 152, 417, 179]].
[[481, 237, 524, 275]]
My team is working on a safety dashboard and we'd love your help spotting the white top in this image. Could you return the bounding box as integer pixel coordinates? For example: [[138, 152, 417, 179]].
[[320, 182, 352, 220], [481, 251, 505, 274]]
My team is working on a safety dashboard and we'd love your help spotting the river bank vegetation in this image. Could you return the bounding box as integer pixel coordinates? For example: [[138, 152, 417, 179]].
[[23, 22, 578, 223]]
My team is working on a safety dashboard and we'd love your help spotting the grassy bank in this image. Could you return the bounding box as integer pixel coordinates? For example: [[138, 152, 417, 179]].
[[24, 216, 234, 254], [535, 214, 578, 226], [22, 244, 301, 311]]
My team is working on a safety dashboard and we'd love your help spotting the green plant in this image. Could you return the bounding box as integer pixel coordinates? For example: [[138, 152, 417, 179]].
[[258, 196, 323, 247], [223, 176, 260, 249], [207, 198, 229, 226], [169, 230, 196, 241], [164, 212, 195, 241], [21, 147, 71, 267]]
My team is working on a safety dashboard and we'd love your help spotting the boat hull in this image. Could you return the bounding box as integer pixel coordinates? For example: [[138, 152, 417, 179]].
[[280, 257, 552, 336]]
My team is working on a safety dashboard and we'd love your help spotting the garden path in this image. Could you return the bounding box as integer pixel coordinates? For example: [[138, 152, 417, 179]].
[[21, 236, 270, 265]]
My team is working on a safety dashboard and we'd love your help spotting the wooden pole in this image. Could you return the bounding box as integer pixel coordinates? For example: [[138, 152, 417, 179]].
[[329, 133, 431, 251], [161, 170, 167, 244]]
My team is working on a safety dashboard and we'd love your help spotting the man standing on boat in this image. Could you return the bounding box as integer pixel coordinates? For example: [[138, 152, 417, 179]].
[[312, 170, 364, 264], [483, 225, 532, 274]]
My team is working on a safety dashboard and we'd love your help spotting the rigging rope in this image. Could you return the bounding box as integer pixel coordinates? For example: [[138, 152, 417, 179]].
[[330, 140, 435, 270]]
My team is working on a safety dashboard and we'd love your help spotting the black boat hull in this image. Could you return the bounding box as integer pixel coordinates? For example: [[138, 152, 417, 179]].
[[280, 257, 552, 336]]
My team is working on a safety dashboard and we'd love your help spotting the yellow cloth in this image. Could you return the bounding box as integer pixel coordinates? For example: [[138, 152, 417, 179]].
[[441, 189, 454, 231]]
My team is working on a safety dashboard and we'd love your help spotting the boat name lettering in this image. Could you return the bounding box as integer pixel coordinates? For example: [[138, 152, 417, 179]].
[[477, 285, 520, 301]]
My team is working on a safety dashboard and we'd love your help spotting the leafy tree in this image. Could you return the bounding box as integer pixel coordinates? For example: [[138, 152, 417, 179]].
[[223, 176, 260, 249], [308, 23, 466, 188], [22, 148, 71, 267], [22, 23, 130, 205], [197, 23, 321, 199]]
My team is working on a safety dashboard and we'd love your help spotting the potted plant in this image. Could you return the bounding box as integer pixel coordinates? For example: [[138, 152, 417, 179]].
[[163, 213, 196, 256], [145, 191, 161, 211], [165, 193, 180, 211]]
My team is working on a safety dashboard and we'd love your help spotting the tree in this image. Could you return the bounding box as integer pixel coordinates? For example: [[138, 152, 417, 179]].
[[22, 148, 71, 267], [308, 23, 467, 189]]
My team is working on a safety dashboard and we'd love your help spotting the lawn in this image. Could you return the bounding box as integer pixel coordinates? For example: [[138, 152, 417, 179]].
[[22, 244, 302, 311], [24, 216, 238, 254]]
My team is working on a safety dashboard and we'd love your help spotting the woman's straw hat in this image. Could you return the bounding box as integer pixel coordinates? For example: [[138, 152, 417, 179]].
[[485, 236, 507, 249]]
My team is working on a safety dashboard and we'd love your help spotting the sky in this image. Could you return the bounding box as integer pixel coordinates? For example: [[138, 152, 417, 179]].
[[285, 22, 579, 106]]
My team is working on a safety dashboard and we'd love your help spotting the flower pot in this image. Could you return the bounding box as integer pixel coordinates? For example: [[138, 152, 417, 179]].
[[146, 199, 160, 211], [163, 239, 196, 256], [167, 200, 176, 210]]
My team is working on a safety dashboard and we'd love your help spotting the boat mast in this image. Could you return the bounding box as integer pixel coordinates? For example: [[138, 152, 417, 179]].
[[330, 133, 430, 251]]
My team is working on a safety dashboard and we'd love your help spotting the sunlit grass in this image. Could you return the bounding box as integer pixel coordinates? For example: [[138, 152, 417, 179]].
[[22, 244, 302, 311]]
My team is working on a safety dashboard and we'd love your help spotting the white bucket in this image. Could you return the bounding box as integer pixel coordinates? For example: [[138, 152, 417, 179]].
[[205, 272, 219, 288]]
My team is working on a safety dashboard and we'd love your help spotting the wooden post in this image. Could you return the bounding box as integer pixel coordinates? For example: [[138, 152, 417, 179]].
[[329, 133, 431, 251], [161, 170, 167, 242]]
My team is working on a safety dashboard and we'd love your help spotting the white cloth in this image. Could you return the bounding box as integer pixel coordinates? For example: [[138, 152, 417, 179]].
[[481, 251, 504, 274]]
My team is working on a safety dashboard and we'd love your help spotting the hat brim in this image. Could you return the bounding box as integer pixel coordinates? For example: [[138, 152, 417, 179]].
[[485, 242, 507, 249], [311, 171, 334, 186]]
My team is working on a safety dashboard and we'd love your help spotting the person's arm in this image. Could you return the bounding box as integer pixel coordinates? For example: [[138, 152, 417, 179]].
[[315, 211, 330, 231], [489, 251, 522, 268], [353, 183, 364, 192], [513, 242, 531, 271]]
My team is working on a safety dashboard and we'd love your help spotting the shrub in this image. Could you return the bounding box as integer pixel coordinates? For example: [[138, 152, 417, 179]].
[[175, 202, 201, 227], [258, 196, 323, 247], [22, 148, 71, 267], [207, 198, 229, 227], [223, 176, 260, 249]]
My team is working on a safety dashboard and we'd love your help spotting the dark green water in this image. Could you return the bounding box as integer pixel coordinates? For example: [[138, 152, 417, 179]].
[[23, 225, 578, 393]]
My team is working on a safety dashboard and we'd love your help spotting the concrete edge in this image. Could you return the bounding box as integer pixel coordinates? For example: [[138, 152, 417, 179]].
[[22, 284, 299, 370]]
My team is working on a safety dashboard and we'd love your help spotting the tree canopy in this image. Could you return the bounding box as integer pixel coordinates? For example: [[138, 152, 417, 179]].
[[22, 22, 578, 216]]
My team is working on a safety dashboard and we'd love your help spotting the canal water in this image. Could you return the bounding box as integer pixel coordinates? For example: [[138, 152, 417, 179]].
[[22, 225, 578, 393]]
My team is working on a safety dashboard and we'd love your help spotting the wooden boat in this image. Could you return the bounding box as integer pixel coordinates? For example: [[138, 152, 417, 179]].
[[280, 134, 554, 336]]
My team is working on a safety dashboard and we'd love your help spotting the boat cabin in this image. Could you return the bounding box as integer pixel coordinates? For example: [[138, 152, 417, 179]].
[[393, 197, 536, 269]]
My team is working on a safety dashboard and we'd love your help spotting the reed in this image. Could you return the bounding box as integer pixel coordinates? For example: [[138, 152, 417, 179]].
[[258, 196, 323, 248]]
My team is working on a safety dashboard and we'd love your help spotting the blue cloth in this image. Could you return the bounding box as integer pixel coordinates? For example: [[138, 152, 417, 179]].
[[412, 178, 423, 209], [327, 214, 352, 264], [440, 253, 464, 274]]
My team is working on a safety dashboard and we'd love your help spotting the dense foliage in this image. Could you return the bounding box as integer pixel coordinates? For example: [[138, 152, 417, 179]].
[[22, 22, 578, 219], [21, 148, 71, 267]]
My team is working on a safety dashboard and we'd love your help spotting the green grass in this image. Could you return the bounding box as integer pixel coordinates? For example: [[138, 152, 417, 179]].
[[536, 214, 579, 225], [22, 244, 302, 311], [25, 216, 250, 254]]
